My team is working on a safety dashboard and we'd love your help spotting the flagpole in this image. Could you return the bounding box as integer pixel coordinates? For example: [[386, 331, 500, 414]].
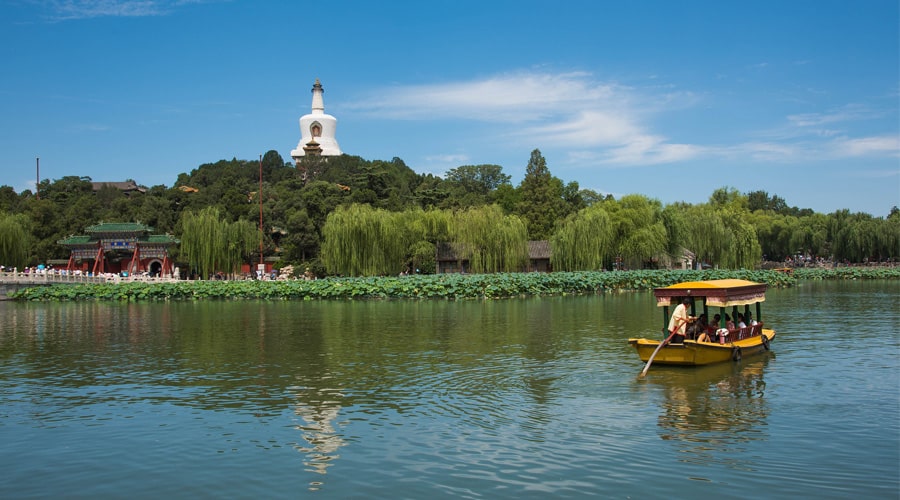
[[259, 154, 264, 276]]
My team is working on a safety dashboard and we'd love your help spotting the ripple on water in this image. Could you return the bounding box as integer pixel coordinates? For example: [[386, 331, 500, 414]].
[[0, 286, 897, 498]]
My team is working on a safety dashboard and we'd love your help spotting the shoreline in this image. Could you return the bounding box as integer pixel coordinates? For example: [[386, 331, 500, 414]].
[[7, 267, 899, 302]]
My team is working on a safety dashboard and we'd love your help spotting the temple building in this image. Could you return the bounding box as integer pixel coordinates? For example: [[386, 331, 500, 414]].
[[291, 79, 342, 161], [58, 222, 178, 277]]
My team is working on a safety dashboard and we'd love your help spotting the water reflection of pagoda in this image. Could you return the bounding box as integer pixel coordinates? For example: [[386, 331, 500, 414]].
[[292, 386, 347, 491], [58, 222, 178, 277]]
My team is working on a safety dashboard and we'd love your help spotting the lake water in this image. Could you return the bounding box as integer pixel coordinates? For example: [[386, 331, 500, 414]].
[[0, 280, 897, 498]]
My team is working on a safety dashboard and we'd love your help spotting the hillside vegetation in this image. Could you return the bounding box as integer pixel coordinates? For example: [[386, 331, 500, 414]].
[[1, 149, 898, 277]]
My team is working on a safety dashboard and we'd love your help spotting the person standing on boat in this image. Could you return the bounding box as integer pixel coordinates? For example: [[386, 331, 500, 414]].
[[668, 297, 695, 343]]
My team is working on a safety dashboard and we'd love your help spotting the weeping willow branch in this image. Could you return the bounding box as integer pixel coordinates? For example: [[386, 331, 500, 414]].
[[550, 204, 613, 271], [322, 204, 527, 276], [449, 205, 528, 273], [0, 213, 30, 268], [321, 204, 409, 276], [179, 207, 256, 278]]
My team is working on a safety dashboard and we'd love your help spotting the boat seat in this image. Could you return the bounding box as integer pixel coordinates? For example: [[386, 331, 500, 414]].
[[734, 323, 764, 340], [752, 322, 763, 337]]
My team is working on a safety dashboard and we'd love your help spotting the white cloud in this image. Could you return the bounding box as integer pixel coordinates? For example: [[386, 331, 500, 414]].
[[719, 134, 900, 164], [45, 0, 166, 20], [518, 110, 640, 146], [349, 70, 898, 170], [603, 139, 703, 165], [727, 142, 801, 162], [787, 104, 876, 128], [851, 168, 900, 179], [71, 123, 112, 132], [348, 71, 626, 123], [351, 71, 701, 167], [424, 154, 469, 164], [41, 0, 213, 21], [830, 135, 900, 157]]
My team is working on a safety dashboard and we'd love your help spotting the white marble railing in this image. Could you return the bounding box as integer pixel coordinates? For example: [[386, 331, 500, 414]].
[[0, 271, 179, 284]]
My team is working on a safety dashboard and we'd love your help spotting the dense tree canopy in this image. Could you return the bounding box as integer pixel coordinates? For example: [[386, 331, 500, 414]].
[[516, 149, 568, 240], [1, 148, 896, 276]]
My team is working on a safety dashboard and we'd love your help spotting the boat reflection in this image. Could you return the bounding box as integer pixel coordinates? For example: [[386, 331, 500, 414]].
[[642, 355, 773, 465]]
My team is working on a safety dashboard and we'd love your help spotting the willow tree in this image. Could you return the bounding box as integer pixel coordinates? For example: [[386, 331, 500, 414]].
[[789, 213, 829, 258], [180, 207, 225, 279], [682, 204, 761, 269], [180, 207, 257, 278], [724, 214, 763, 268], [450, 205, 528, 273], [830, 213, 896, 262], [224, 218, 259, 278], [320, 204, 408, 276], [682, 205, 723, 267], [604, 195, 668, 269], [885, 215, 900, 261], [401, 208, 452, 273], [660, 203, 689, 258], [0, 213, 30, 268], [550, 204, 613, 271], [747, 210, 796, 261]]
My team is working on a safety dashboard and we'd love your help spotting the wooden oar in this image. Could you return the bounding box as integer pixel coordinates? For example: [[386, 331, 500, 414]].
[[639, 331, 676, 377], [639, 318, 687, 377]]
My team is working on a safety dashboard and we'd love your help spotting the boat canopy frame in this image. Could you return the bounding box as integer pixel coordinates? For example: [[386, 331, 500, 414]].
[[653, 279, 768, 332], [654, 279, 767, 308]]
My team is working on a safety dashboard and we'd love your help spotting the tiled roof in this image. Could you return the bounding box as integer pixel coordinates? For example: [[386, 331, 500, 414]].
[[57, 235, 94, 245], [85, 222, 154, 234], [59, 223, 177, 247], [528, 240, 552, 259]]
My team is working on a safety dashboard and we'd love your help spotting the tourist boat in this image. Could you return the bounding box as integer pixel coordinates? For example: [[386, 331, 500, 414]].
[[628, 279, 776, 367]]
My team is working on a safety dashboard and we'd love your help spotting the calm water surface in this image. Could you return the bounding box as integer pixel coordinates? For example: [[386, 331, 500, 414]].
[[0, 280, 897, 498]]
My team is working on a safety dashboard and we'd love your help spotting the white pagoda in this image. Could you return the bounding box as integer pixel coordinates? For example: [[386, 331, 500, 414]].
[[291, 79, 342, 160]]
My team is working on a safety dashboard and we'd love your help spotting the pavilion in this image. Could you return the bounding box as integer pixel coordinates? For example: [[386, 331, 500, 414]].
[[58, 222, 178, 277]]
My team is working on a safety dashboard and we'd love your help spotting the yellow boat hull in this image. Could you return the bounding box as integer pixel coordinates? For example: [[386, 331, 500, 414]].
[[628, 329, 776, 366]]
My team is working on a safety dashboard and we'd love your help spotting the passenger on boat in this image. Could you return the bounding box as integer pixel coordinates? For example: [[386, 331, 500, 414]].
[[737, 313, 747, 329], [668, 297, 695, 343], [697, 313, 708, 330], [686, 314, 708, 340], [697, 314, 720, 343], [746, 312, 758, 326]]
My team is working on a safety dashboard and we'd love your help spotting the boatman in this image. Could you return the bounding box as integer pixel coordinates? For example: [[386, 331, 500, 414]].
[[668, 297, 695, 343]]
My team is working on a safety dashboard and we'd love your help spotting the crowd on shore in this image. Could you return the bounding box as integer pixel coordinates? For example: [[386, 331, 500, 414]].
[[0, 265, 177, 282]]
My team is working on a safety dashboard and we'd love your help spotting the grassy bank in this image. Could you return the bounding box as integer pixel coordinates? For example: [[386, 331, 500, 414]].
[[14, 267, 899, 302]]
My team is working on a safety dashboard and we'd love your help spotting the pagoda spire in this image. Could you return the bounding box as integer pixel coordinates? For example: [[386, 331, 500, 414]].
[[311, 78, 325, 114]]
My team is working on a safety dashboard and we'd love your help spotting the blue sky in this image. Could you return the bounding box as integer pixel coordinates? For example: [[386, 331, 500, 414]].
[[2, 0, 898, 216]]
